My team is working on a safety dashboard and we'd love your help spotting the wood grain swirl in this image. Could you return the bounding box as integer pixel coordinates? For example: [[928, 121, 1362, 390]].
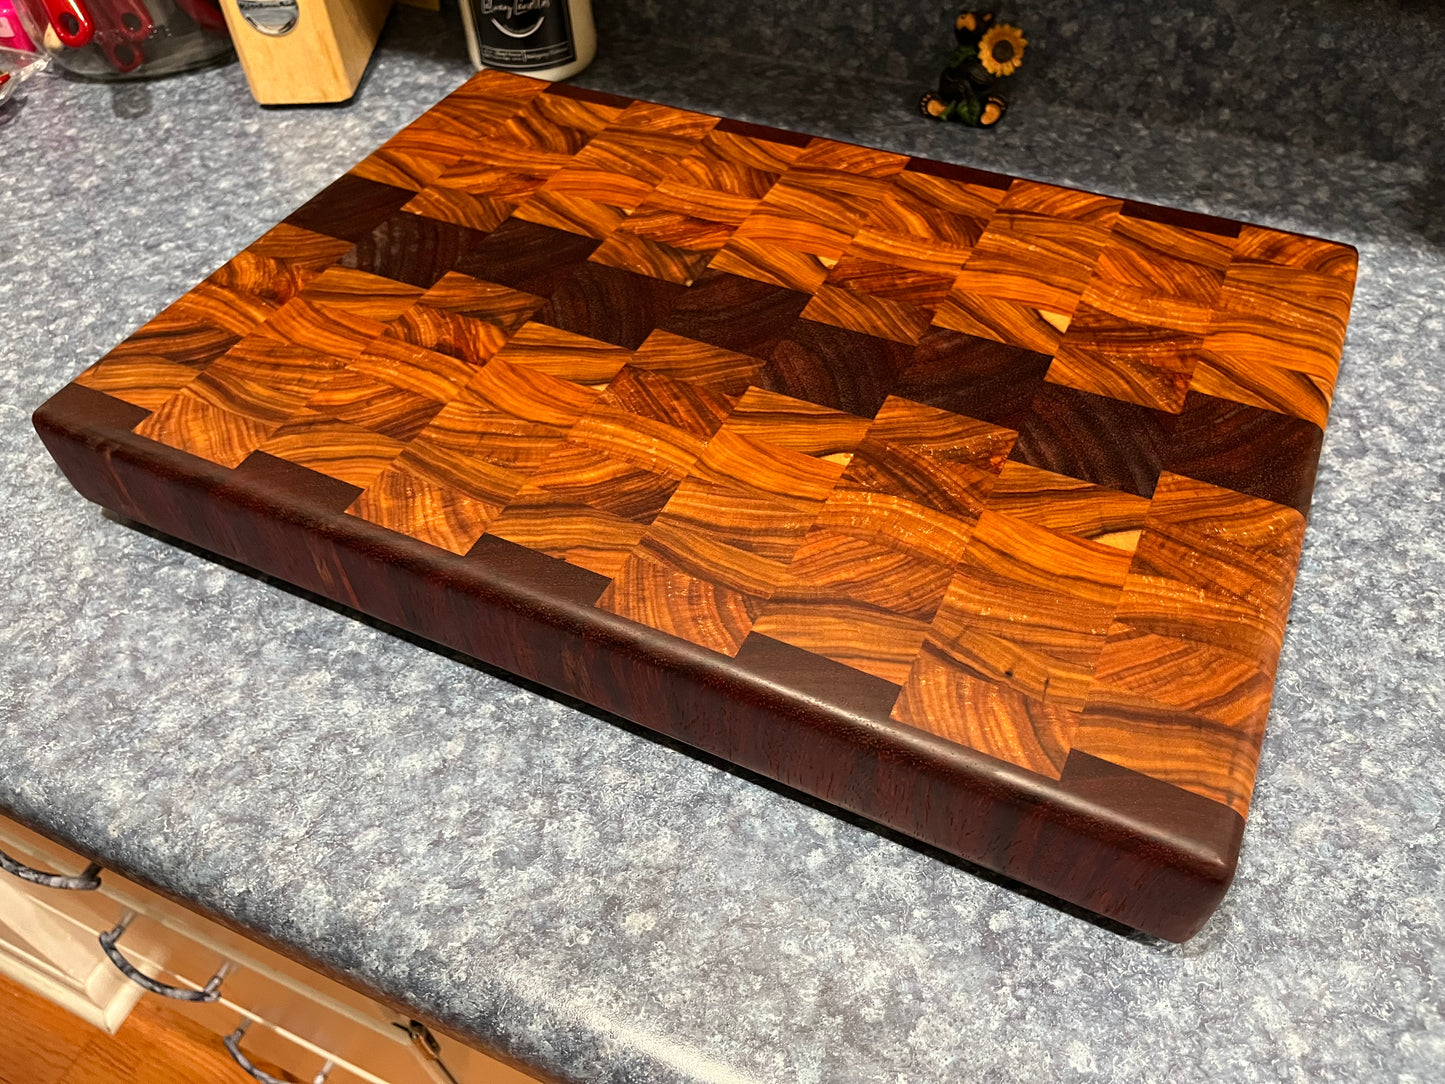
[[866, 395, 1017, 470], [296, 266, 426, 322], [826, 251, 956, 313], [1232, 224, 1358, 280], [868, 171, 1003, 250], [891, 642, 1079, 777], [490, 321, 632, 385], [633, 516, 789, 599], [1008, 383, 1173, 498], [74, 355, 201, 411], [302, 368, 444, 441], [599, 366, 737, 440], [255, 412, 405, 489], [255, 297, 388, 359], [524, 440, 684, 523], [837, 438, 995, 522], [1072, 697, 1262, 817], [598, 551, 763, 656], [649, 475, 823, 564], [348, 460, 497, 555], [588, 227, 717, 286], [931, 291, 1070, 355], [748, 525, 959, 685], [708, 236, 836, 294], [102, 301, 242, 369], [351, 124, 477, 191], [404, 178, 541, 232], [1047, 303, 1203, 413], [953, 212, 1112, 316], [488, 495, 648, 580], [985, 460, 1149, 551], [630, 330, 765, 396], [801, 285, 933, 344]]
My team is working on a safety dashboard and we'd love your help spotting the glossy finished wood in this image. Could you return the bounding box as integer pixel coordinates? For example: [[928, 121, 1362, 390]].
[[33, 72, 1358, 942]]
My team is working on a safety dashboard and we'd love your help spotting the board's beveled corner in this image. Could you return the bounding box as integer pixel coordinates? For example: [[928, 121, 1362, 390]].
[[697, 634, 1244, 942], [33, 380, 150, 440], [1331, 239, 1363, 291], [32, 382, 153, 518], [1053, 750, 1247, 941]]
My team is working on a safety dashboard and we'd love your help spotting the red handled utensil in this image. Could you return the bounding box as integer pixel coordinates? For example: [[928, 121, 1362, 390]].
[[41, 0, 94, 47], [88, 0, 144, 72], [105, 0, 153, 43], [172, 0, 225, 34]]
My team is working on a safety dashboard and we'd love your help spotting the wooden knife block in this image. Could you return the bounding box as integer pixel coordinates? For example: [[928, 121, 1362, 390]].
[[219, 0, 393, 104]]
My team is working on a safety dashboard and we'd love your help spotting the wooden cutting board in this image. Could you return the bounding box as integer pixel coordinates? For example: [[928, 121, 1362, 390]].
[[34, 71, 1357, 941]]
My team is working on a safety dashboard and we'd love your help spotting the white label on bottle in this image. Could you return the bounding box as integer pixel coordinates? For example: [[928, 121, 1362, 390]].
[[470, 0, 576, 72]]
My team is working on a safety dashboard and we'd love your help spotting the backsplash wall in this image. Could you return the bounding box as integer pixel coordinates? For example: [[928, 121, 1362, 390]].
[[595, 0, 1445, 162]]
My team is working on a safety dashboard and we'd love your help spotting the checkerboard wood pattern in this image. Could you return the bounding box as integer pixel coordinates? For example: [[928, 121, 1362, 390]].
[[37, 71, 1357, 940]]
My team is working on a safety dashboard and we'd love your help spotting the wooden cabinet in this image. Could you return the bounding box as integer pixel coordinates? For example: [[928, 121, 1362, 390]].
[[0, 813, 538, 1083], [0, 875, 145, 1034]]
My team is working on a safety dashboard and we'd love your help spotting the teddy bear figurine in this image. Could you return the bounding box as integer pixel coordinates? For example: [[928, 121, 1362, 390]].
[[920, 11, 1028, 128]]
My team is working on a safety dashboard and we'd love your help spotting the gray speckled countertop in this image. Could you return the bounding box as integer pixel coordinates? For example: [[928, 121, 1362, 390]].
[[3, 6, 1443, 1082]]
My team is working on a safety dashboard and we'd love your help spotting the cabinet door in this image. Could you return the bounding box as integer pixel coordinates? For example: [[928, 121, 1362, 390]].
[[181, 1008, 376, 1084], [180, 972, 442, 1084], [0, 878, 144, 1033]]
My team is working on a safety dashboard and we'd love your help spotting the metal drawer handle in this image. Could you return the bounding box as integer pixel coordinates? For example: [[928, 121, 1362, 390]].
[[225, 1019, 333, 1084], [98, 912, 232, 1001], [0, 846, 102, 891], [396, 1020, 462, 1084]]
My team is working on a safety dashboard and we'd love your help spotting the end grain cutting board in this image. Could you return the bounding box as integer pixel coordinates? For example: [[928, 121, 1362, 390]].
[[34, 72, 1358, 941]]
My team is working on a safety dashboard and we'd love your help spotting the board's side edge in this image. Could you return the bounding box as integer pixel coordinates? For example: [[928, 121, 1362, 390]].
[[33, 382, 1243, 942]]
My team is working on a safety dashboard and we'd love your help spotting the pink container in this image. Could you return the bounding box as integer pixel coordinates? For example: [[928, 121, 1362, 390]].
[[0, 0, 38, 53]]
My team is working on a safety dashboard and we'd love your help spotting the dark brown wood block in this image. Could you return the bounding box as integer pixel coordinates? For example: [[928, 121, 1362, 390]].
[[32, 70, 1360, 943]]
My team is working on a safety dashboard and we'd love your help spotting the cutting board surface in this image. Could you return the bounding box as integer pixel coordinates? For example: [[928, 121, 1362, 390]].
[[36, 71, 1357, 941]]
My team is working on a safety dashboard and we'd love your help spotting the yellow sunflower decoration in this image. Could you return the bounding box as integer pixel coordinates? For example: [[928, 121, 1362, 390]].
[[978, 24, 1028, 78]]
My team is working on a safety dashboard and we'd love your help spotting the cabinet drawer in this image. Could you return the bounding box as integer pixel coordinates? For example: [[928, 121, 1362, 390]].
[[181, 999, 425, 1084], [0, 818, 120, 935], [0, 812, 540, 1082], [57, 895, 430, 1081], [1, 868, 428, 1080], [197, 968, 437, 1084], [0, 818, 404, 1036], [0, 877, 146, 1034], [425, 1023, 543, 1084], [177, 1005, 386, 1084], [0, 868, 212, 1004]]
